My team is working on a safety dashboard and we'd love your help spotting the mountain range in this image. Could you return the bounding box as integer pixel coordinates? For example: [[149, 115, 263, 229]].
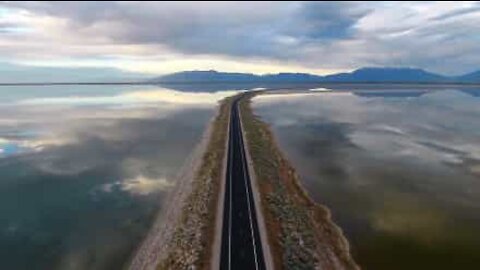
[[151, 67, 480, 84]]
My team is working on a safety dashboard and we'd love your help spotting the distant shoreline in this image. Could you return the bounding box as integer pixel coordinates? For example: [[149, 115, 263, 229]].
[[0, 81, 479, 87], [0, 82, 149, 86]]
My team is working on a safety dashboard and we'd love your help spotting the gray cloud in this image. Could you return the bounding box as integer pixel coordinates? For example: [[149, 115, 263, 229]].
[[295, 2, 371, 40], [0, 1, 479, 74]]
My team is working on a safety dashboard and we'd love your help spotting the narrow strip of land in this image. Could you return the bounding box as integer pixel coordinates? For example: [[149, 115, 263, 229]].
[[219, 98, 266, 270], [238, 91, 359, 270]]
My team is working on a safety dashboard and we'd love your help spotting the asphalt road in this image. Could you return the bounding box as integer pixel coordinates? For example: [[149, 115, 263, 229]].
[[219, 99, 266, 270]]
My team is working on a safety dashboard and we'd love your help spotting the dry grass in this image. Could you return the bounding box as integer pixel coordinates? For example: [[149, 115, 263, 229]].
[[239, 91, 360, 270]]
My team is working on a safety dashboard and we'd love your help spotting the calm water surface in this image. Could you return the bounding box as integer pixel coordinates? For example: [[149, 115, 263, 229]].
[[0, 85, 234, 269], [253, 87, 480, 270]]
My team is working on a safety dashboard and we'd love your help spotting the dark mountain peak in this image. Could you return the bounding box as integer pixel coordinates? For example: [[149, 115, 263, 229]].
[[324, 67, 445, 82], [352, 67, 438, 76], [457, 70, 480, 82], [355, 66, 423, 72]]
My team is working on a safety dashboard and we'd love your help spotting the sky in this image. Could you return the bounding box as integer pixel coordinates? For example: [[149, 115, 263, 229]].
[[0, 1, 479, 79]]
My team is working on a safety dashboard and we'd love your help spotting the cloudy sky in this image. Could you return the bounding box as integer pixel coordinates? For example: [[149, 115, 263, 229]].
[[0, 1, 479, 78]]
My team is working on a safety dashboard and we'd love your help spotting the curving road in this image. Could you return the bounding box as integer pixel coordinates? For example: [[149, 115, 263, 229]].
[[219, 99, 266, 270]]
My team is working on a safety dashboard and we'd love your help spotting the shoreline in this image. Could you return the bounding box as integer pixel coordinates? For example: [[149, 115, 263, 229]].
[[129, 98, 231, 270], [128, 110, 214, 270], [209, 97, 231, 270], [2, 82, 480, 87], [239, 91, 360, 269]]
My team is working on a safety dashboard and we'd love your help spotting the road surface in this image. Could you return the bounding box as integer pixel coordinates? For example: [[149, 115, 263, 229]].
[[219, 99, 266, 270]]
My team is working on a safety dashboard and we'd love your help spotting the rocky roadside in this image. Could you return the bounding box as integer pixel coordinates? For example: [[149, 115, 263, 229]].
[[129, 97, 232, 270], [238, 91, 360, 270]]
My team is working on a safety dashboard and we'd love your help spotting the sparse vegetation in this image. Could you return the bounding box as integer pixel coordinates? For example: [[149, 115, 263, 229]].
[[156, 97, 233, 270], [239, 91, 359, 270]]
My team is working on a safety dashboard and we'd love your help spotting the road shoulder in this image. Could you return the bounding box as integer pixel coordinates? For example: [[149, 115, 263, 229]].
[[238, 100, 275, 270], [210, 98, 231, 270]]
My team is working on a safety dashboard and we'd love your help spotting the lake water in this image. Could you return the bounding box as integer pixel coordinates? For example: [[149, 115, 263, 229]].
[[253, 87, 480, 270], [0, 84, 234, 269]]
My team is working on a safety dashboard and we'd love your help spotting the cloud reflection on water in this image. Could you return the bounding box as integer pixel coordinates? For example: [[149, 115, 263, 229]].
[[0, 87, 236, 157], [254, 88, 480, 270], [0, 85, 235, 269], [255, 90, 480, 170]]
